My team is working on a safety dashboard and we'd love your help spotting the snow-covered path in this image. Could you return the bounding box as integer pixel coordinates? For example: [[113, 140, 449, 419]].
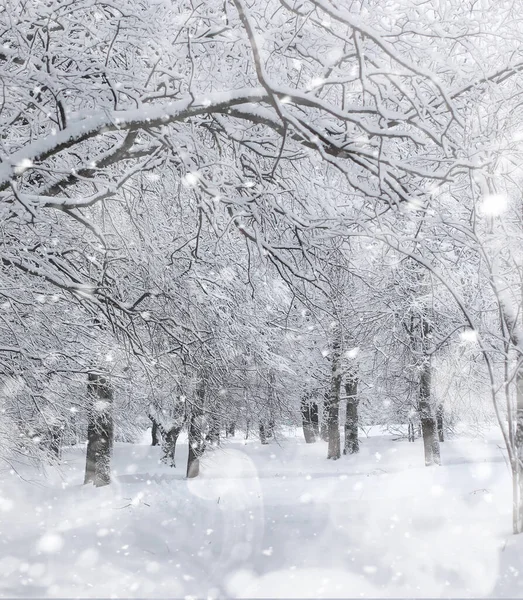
[[0, 430, 521, 598]]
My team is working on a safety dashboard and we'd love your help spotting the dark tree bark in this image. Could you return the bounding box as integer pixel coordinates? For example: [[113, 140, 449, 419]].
[[187, 378, 206, 479], [226, 422, 236, 437], [150, 417, 160, 446], [84, 372, 114, 487], [343, 374, 359, 455], [326, 331, 342, 460], [310, 401, 319, 437], [499, 268, 523, 533], [266, 370, 277, 439], [407, 306, 440, 466], [403, 264, 440, 466], [206, 410, 221, 446], [515, 368, 523, 532], [70, 412, 78, 446], [408, 419, 415, 442], [301, 395, 317, 444], [320, 393, 329, 441], [48, 425, 63, 458], [160, 425, 182, 467], [419, 358, 441, 466], [326, 399, 341, 459], [259, 422, 269, 445], [436, 404, 444, 442], [84, 418, 97, 484]]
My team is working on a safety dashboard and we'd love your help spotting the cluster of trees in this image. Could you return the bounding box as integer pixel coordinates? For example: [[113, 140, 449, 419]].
[[1, 0, 523, 532]]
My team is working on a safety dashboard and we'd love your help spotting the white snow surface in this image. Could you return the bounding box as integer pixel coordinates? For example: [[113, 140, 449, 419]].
[[1, 428, 522, 598]]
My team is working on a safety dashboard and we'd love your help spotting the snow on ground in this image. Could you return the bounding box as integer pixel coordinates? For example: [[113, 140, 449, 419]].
[[0, 428, 522, 598]]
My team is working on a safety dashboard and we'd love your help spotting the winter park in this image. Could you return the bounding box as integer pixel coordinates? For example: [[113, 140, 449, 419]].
[[2, 0, 523, 598]]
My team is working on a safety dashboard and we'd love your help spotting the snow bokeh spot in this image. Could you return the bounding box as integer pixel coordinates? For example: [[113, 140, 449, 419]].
[[480, 194, 508, 216], [460, 329, 478, 343], [76, 548, 98, 568], [0, 495, 14, 512], [14, 158, 33, 174], [37, 532, 63, 554], [146, 561, 160, 573], [346, 347, 360, 359], [182, 172, 200, 187]]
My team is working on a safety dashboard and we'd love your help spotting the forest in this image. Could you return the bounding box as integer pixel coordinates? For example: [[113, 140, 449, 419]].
[[1, 0, 523, 597]]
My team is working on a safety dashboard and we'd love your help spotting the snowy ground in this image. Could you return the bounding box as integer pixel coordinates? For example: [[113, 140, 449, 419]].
[[1, 428, 522, 598]]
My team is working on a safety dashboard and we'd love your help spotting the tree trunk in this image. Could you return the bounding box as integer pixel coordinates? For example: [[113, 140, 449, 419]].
[[84, 372, 114, 487], [326, 331, 342, 460], [84, 418, 97, 484], [515, 366, 523, 532], [160, 425, 182, 467], [327, 399, 341, 460], [343, 375, 359, 455], [206, 410, 221, 446], [150, 417, 160, 446], [49, 425, 63, 458], [310, 401, 319, 437], [187, 378, 206, 479], [226, 422, 236, 437], [419, 358, 440, 466], [259, 422, 269, 445], [266, 370, 277, 439], [320, 392, 329, 441], [301, 395, 317, 444], [70, 412, 78, 446], [436, 404, 444, 442], [408, 419, 415, 442]]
